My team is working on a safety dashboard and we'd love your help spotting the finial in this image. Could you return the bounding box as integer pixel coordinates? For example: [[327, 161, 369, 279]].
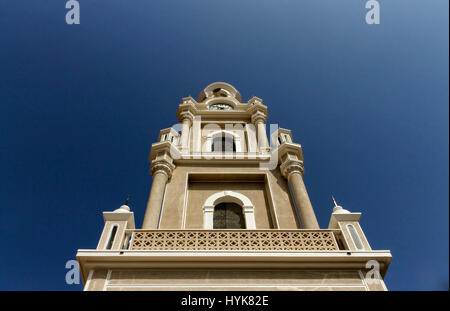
[[114, 195, 131, 213], [331, 195, 350, 214], [332, 195, 338, 208]]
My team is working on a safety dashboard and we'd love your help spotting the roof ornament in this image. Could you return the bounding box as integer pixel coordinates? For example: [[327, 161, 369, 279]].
[[331, 195, 350, 214], [113, 195, 131, 213], [332, 195, 339, 208]]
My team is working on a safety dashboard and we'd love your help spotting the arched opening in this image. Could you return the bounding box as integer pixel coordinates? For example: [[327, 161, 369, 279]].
[[212, 135, 236, 152], [347, 224, 364, 250], [206, 130, 242, 153], [198, 82, 242, 102], [213, 88, 230, 98], [203, 191, 256, 229], [105, 225, 118, 250], [213, 203, 246, 229]]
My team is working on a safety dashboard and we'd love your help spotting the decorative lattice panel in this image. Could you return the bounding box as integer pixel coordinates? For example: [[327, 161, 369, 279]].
[[128, 230, 339, 251]]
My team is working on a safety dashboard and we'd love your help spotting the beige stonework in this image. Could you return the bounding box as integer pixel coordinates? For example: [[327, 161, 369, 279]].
[[76, 82, 391, 291], [102, 269, 374, 291]]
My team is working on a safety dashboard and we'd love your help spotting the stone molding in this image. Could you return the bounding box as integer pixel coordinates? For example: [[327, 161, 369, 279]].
[[202, 191, 256, 230], [251, 110, 268, 124], [150, 160, 175, 179], [280, 159, 305, 179], [178, 110, 194, 125]]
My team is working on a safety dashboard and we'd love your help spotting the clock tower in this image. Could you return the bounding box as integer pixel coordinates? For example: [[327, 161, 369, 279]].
[[76, 82, 391, 291]]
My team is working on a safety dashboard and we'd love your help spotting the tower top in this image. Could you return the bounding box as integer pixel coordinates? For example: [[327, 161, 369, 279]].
[[198, 82, 242, 103]]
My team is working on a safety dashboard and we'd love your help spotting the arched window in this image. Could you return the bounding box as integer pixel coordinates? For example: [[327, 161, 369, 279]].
[[206, 131, 242, 153], [213, 203, 245, 229], [347, 224, 364, 250], [212, 135, 236, 152], [105, 225, 118, 250], [203, 191, 256, 229]]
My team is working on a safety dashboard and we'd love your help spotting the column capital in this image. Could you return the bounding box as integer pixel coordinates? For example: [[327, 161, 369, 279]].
[[251, 110, 267, 124], [280, 159, 305, 179], [176, 100, 197, 124], [178, 110, 194, 125], [150, 160, 175, 179]]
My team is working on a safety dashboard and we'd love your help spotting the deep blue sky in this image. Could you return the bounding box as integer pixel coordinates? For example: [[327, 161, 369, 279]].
[[0, 1, 448, 290]]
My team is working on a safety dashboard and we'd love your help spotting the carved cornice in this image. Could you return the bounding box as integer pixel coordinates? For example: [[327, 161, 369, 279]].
[[149, 141, 180, 163], [248, 96, 263, 106], [247, 99, 268, 119], [181, 97, 197, 105], [276, 142, 304, 164]]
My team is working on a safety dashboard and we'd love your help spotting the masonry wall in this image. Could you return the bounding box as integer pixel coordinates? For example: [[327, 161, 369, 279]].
[[158, 164, 301, 229], [83, 268, 387, 291], [187, 181, 273, 229]]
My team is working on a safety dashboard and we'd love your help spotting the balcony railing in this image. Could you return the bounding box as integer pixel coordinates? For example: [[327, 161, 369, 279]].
[[122, 229, 343, 251]]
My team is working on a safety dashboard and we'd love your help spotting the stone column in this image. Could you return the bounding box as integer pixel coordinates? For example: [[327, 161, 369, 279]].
[[142, 161, 174, 229], [252, 112, 269, 153], [282, 160, 320, 229], [179, 111, 193, 153]]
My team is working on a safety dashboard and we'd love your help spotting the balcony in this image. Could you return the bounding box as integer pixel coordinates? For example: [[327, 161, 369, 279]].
[[121, 229, 345, 251], [77, 228, 395, 284]]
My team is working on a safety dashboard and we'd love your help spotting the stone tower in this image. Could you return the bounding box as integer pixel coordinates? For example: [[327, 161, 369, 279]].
[[77, 82, 391, 291]]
